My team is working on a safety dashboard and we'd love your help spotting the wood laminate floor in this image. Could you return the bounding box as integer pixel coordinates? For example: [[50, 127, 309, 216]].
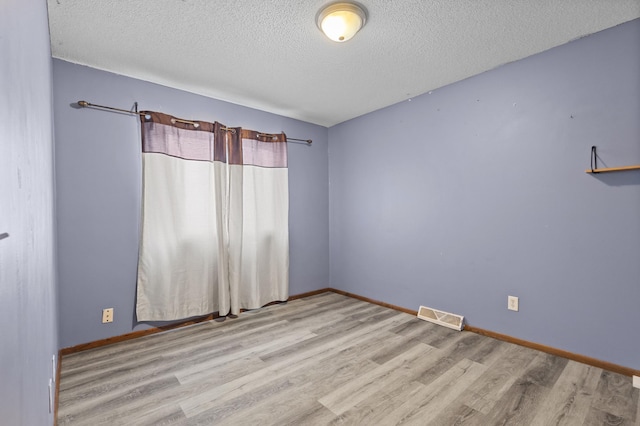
[[58, 292, 639, 425]]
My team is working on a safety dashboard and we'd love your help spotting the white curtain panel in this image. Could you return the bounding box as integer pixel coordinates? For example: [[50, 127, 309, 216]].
[[136, 113, 288, 321], [231, 132, 289, 314]]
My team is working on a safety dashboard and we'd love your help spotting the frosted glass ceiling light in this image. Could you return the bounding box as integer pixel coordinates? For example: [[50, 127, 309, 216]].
[[317, 2, 367, 42]]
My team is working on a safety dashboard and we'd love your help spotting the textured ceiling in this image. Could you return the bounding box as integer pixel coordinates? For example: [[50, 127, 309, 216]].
[[48, 1, 640, 127]]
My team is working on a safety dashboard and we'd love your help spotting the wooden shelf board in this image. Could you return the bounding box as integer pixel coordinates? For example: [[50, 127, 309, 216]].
[[585, 164, 640, 174]]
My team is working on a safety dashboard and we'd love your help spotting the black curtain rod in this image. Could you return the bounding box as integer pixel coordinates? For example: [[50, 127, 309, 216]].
[[74, 100, 312, 145]]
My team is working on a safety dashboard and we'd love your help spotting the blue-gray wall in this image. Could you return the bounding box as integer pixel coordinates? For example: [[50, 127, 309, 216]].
[[53, 60, 330, 348], [54, 19, 640, 371], [329, 19, 640, 370], [0, 0, 59, 424]]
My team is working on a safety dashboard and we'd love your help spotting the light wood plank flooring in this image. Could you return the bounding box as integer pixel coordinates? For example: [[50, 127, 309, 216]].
[[58, 292, 640, 425]]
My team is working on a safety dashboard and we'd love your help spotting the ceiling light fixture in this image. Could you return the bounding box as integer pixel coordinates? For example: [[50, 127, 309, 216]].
[[316, 2, 367, 43]]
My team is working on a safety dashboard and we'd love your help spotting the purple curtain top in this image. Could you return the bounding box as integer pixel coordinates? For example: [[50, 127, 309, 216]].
[[140, 111, 288, 168]]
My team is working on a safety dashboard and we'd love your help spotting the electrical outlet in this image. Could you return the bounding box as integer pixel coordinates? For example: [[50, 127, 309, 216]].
[[102, 308, 114, 323], [633, 375, 640, 389], [508, 296, 519, 311]]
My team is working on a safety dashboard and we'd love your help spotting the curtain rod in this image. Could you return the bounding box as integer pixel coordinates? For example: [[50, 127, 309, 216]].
[[75, 100, 312, 144]]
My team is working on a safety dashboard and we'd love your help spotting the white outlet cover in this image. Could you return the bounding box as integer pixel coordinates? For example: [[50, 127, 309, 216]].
[[102, 308, 114, 323], [633, 375, 640, 389], [508, 296, 519, 311]]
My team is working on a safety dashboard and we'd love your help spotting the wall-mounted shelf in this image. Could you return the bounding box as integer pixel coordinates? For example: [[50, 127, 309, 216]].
[[586, 146, 640, 174], [585, 165, 640, 174]]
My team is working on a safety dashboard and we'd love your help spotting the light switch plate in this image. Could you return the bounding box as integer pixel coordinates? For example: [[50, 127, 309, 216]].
[[633, 375, 640, 389]]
